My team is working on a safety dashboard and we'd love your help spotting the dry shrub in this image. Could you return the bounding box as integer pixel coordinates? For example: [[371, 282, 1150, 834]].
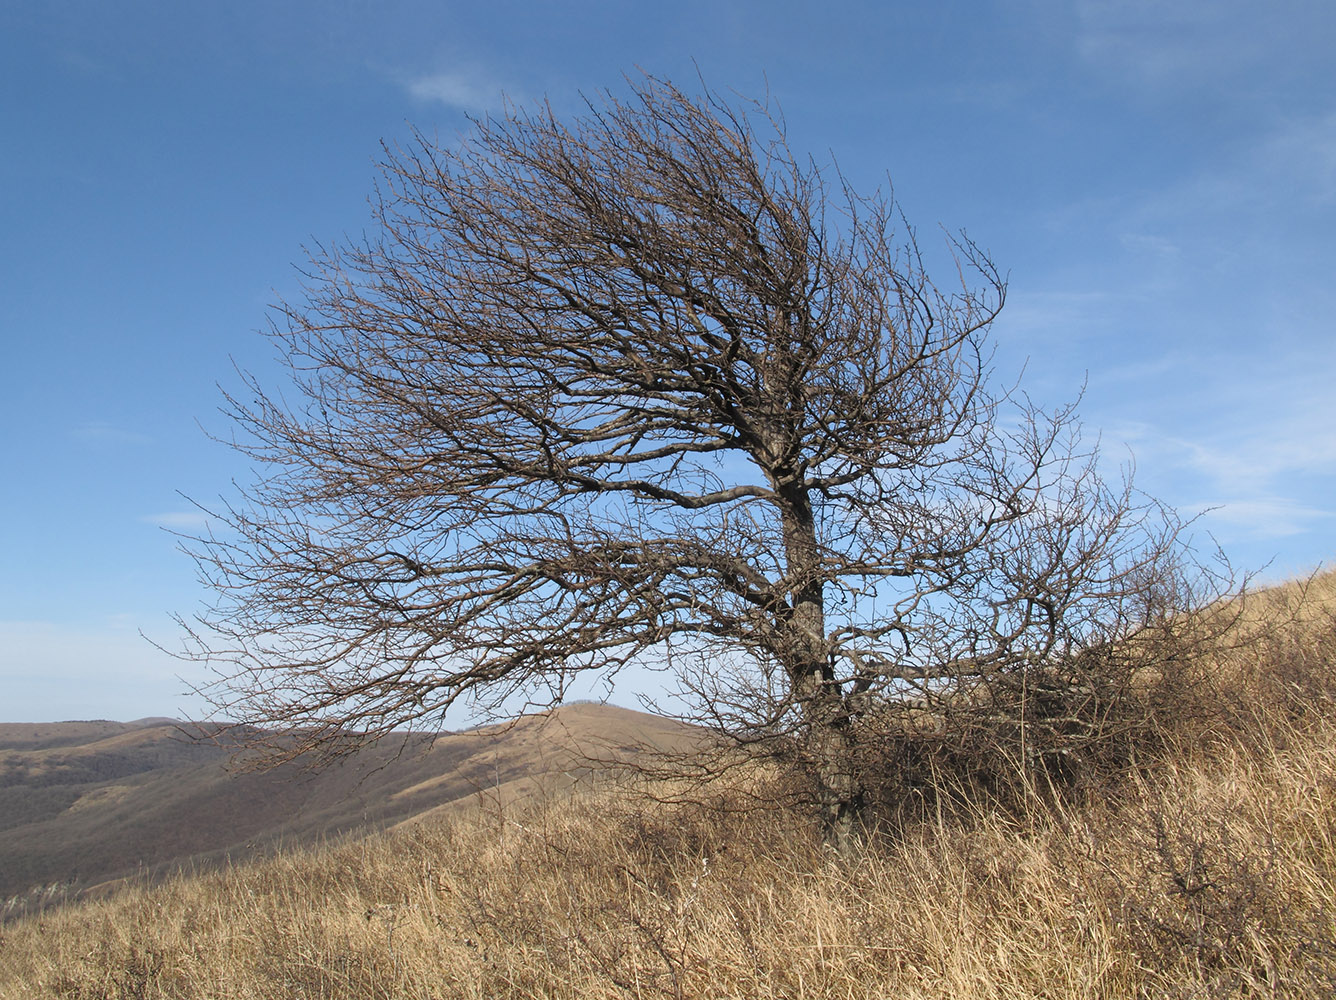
[[1100, 722, 1336, 998], [849, 568, 1336, 833]]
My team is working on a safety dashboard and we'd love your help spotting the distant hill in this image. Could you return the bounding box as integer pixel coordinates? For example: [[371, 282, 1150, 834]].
[[0, 704, 701, 905]]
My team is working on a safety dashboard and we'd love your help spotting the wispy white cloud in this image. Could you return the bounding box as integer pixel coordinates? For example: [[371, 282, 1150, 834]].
[[1071, 0, 1321, 94], [72, 421, 152, 446], [57, 47, 106, 77], [1064, 0, 1336, 241], [1255, 111, 1336, 208], [1001, 289, 1115, 336], [1194, 498, 1333, 540], [405, 70, 512, 113], [1118, 232, 1179, 263], [141, 511, 211, 530], [1095, 353, 1185, 385], [1105, 360, 1336, 546], [1134, 109, 1336, 232], [1178, 424, 1336, 499]]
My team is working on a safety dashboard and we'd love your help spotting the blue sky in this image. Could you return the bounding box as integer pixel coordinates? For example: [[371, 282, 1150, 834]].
[[2, 0, 1333, 722]]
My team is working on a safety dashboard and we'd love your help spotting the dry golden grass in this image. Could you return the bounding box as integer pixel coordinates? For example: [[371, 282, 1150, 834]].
[[4, 573, 1336, 999]]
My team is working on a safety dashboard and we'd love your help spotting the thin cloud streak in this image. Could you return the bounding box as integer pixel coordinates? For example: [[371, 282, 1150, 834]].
[[72, 421, 152, 446], [1107, 398, 1336, 545], [141, 511, 211, 530], [405, 70, 511, 112], [1071, 0, 1324, 95], [1194, 498, 1333, 540]]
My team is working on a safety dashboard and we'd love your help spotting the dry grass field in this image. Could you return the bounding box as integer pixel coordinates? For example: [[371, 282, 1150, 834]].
[[3, 573, 1335, 998]]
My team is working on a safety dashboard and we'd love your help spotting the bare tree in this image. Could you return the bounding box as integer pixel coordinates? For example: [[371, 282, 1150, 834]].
[[181, 76, 1193, 851]]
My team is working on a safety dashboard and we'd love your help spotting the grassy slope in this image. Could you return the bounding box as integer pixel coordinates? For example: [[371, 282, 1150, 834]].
[[0, 705, 700, 903], [2, 576, 1335, 998]]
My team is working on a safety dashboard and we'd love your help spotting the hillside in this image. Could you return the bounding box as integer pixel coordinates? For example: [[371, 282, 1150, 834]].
[[0, 703, 700, 905], [2, 573, 1335, 997]]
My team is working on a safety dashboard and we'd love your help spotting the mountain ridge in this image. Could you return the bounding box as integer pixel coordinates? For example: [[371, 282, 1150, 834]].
[[0, 703, 701, 909]]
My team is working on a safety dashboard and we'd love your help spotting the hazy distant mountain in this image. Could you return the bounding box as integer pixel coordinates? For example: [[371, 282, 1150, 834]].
[[0, 704, 700, 904]]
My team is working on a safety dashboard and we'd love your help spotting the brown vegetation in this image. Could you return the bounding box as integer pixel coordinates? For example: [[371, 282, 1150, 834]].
[[4, 570, 1334, 998]]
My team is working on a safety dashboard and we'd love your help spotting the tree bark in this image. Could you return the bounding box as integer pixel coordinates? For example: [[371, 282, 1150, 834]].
[[779, 483, 863, 853]]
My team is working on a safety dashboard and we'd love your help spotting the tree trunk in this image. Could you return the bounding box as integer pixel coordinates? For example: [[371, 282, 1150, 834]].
[[807, 687, 862, 854], [779, 485, 864, 854]]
